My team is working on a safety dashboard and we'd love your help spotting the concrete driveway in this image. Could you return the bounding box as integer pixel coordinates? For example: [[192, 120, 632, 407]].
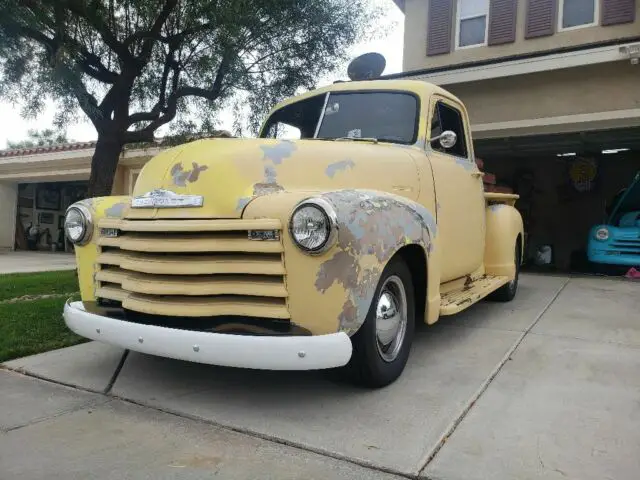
[[2, 273, 639, 479], [0, 251, 76, 273]]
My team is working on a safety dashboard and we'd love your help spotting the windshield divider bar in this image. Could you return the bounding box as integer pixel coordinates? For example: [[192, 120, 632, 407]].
[[313, 93, 330, 139]]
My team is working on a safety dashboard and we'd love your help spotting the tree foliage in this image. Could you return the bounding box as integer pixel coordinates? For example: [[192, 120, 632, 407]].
[[0, 0, 381, 195], [7, 128, 72, 149]]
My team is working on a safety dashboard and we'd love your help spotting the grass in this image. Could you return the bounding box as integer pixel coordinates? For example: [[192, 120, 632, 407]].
[[0, 295, 86, 363], [0, 270, 79, 302], [0, 271, 86, 363]]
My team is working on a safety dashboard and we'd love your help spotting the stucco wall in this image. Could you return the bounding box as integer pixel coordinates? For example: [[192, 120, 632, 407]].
[[0, 182, 17, 251], [444, 61, 640, 127], [403, 0, 640, 71]]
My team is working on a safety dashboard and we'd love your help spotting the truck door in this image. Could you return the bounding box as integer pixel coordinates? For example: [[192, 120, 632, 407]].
[[428, 96, 486, 282]]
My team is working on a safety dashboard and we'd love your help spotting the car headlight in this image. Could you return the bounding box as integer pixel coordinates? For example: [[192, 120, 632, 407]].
[[594, 227, 609, 241], [289, 198, 337, 254], [64, 204, 93, 245]]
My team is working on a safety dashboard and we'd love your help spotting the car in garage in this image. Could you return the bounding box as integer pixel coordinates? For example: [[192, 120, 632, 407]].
[[588, 172, 640, 270]]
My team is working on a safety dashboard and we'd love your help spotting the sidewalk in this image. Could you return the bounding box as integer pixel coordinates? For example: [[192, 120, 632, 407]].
[[0, 252, 76, 274]]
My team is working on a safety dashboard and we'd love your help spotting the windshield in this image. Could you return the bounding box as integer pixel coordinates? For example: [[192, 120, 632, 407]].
[[260, 91, 419, 144]]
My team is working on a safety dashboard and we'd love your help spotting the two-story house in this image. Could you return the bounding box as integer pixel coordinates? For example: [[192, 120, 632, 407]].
[[391, 0, 639, 271]]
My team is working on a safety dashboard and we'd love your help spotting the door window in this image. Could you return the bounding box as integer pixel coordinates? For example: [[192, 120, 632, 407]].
[[430, 101, 468, 159]]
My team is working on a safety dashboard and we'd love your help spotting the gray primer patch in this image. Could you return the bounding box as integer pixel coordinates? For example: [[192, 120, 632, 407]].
[[489, 203, 506, 213], [315, 189, 436, 334], [455, 156, 478, 171], [260, 141, 297, 165], [170, 162, 208, 186], [325, 159, 355, 178], [104, 202, 128, 218]]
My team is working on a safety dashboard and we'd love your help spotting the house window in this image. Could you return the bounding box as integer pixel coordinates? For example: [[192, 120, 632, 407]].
[[559, 0, 598, 30], [457, 0, 489, 48]]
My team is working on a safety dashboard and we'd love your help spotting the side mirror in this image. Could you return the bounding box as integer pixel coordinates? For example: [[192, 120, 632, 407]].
[[431, 130, 457, 150]]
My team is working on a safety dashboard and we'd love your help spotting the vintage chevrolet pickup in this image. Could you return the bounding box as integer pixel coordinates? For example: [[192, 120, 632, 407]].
[[63, 79, 524, 387]]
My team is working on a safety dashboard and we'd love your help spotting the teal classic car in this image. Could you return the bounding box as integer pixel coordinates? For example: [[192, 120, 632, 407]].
[[588, 172, 640, 269]]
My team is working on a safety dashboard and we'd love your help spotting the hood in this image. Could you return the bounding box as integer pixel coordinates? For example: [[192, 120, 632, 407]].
[[126, 138, 421, 219], [608, 172, 640, 223]]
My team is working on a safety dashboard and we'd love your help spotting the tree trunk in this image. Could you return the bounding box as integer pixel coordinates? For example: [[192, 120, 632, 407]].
[[88, 135, 124, 198]]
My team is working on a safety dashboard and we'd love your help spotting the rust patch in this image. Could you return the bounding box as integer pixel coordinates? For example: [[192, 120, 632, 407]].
[[170, 162, 208, 186]]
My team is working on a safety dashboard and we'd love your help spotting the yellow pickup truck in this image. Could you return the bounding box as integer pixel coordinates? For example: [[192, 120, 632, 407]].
[[63, 79, 523, 387]]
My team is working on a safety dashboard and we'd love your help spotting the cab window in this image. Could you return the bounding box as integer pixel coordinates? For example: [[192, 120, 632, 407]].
[[430, 101, 468, 159]]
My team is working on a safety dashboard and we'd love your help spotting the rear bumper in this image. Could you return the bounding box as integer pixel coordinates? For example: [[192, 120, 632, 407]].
[[63, 301, 352, 370]]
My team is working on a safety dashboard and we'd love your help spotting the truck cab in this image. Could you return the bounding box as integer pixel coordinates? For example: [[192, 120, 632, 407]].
[[63, 80, 524, 388]]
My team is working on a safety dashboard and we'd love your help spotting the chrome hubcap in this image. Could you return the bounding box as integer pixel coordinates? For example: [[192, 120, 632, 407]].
[[375, 275, 408, 363]]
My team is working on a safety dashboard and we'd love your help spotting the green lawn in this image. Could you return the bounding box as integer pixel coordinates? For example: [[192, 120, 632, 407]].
[[0, 271, 86, 363], [0, 270, 80, 302]]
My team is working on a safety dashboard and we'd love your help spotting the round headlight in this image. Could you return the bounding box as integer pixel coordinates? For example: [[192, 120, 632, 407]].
[[64, 205, 93, 245], [289, 198, 337, 254], [595, 227, 609, 241]]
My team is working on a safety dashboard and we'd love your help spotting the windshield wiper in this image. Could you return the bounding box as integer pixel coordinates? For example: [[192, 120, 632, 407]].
[[332, 137, 379, 144]]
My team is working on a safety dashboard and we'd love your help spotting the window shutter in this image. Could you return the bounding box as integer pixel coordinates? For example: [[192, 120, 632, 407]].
[[488, 0, 518, 45], [601, 0, 636, 26], [524, 0, 557, 39], [427, 0, 454, 56]]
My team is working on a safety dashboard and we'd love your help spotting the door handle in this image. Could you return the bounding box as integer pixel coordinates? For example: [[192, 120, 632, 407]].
[[471, 171, 484, 178]]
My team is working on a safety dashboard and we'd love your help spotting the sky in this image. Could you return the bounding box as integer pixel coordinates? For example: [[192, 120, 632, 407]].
[[0, 1, 404, 149]]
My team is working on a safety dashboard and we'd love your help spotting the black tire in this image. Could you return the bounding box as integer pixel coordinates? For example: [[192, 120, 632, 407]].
[[488, 241, 520, 302], [341, 257, 416, 388]]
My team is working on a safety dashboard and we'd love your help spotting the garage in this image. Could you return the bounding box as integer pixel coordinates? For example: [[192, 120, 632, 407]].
[[476, 127, 640, 274]]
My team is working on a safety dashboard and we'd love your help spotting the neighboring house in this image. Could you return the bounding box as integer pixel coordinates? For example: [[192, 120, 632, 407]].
[[0, 131, 232, 252], [0, 142, 162, 252], [391, 0, 639, 270]]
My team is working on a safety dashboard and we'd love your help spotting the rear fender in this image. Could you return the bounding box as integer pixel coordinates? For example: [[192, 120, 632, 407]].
[[484, 203, 524, 278]]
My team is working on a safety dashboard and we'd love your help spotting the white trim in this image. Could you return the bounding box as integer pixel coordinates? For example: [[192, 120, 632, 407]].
[[471, 108, 640, 138], [405, 41, 640, 85], [558, 0, 599, 32], [455, 0, 490, 50], [64, 301, 353, 370]]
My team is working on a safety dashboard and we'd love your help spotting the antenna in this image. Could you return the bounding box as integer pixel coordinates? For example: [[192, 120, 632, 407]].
[[347, 52, 386, 81]]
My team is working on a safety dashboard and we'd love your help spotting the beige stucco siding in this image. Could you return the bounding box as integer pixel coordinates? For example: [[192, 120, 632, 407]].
[[445, 62, 640, 128], [403, 0, 640, 71], [0, 182, 18, 250]]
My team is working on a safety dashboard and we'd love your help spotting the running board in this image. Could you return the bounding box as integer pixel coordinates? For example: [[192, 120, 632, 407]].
[[439, 275, 510, 316]]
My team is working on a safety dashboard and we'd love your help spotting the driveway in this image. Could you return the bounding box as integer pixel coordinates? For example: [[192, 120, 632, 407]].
[[0, 251, 76, 274], [2, 274, 639, 479]]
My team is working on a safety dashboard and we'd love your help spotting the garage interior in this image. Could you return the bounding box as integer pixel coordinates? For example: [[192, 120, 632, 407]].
[[15, 181, 88, 252], [477, 127, 640, 273]]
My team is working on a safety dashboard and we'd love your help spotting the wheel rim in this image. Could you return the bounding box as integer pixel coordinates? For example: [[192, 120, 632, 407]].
[[375, 275, 408, 363]]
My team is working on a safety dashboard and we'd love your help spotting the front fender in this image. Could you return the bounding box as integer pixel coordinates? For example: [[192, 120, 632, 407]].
[[484, 203, 524, 278], [243, 189, 436, 335], [71, 196, 131, 301]]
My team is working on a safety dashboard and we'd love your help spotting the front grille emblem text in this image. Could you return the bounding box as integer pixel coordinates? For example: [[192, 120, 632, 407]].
[[131, 189, 204, 208]]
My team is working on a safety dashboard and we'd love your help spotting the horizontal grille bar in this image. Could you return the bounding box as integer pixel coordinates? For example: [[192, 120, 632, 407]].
[[98, 251, 285, 275], [98, 218, 281, 232], [96, 268, 287, 297], [97, 232, 282, 254], [96, 285, 289, 319]]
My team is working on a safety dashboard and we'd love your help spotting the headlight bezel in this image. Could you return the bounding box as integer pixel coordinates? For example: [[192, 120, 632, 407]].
[[64, 204, 93, 246], [288, 198, 338, 255], [594, 227, 610, 242]]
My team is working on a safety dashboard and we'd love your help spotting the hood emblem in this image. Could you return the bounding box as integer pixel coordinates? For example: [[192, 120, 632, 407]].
[[131, 189, 204, 208]]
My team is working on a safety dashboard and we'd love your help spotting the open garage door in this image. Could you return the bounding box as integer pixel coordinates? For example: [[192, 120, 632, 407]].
[[475, 127, 640, 274]]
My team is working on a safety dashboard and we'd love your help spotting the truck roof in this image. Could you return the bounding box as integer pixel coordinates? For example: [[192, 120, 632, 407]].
[[270, 79, 461, 114]]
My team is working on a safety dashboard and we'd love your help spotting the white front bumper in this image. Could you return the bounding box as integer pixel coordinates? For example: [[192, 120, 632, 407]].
[[63, 301, 352, 370]]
